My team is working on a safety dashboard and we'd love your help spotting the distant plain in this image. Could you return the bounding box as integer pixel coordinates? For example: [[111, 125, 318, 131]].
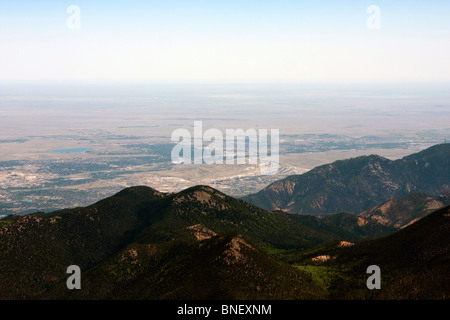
[[1, 82, 449, 215]]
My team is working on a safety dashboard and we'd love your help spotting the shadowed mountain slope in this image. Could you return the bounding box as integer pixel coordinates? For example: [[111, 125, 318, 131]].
[[243, 144, 450, 215]]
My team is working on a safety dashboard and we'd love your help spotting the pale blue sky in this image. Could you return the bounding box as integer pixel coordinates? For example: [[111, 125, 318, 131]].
[[1, 1, 449, 83]]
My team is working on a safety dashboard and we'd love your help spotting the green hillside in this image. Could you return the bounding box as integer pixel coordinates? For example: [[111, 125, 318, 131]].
[[0, 185, 391, 299], [1, 183, 448, 300], [295, 205, 450, 299]]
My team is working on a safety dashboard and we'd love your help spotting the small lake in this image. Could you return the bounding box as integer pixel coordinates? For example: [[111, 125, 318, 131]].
[[50, 148, 93, 153]]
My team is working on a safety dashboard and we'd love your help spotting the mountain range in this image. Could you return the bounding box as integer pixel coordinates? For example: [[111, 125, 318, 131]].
[[243, 143, 450, 215], [0, 185, 394, 299], [0, 144, 449, 300]]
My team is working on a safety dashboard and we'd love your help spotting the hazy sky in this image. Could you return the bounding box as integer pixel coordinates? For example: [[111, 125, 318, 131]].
[[1, 0, 450, 83]]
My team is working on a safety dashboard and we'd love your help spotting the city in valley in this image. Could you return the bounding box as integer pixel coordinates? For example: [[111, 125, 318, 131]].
[[1, 83, 449, 217]]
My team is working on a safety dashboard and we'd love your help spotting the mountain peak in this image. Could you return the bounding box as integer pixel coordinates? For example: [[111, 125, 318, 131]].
[[172, 185, 229, 210], [180, 185, 226, 197], [113, 185, 165, 199]]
